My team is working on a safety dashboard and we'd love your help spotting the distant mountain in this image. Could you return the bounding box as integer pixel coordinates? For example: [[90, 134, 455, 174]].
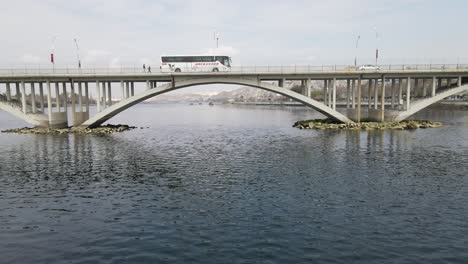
[[146, 86, 290, 103]]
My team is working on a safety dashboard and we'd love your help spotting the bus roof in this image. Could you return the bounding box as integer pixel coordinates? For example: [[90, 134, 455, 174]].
[[161, 54, 231, 57]]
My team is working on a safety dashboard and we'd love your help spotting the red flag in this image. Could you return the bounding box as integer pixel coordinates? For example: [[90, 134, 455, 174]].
[[50, 53, 54, 63]]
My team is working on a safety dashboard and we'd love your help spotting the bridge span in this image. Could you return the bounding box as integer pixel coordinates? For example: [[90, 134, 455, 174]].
[[1, 65, 468, 128]]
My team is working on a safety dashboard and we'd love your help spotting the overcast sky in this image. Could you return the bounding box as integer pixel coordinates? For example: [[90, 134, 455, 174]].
[[2, 0, 468, 70]]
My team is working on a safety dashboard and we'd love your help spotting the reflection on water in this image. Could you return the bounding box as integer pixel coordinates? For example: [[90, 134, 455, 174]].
[[1, 104, 468, 263]]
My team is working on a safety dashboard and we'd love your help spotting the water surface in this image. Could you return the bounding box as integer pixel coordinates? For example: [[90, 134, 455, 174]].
[[1, 104, 467, 263]]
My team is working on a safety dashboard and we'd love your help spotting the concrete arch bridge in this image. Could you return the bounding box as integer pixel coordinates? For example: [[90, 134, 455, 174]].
[[1, 66, 467, 128]]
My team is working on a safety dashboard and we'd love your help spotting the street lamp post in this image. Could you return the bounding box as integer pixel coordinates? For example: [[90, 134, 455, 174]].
[[51, 36, 58, 72], [373, 26, 379, 65], [213, 30, 219, 49], [354, 35, 360, 67], [73, 38, 81, 69]]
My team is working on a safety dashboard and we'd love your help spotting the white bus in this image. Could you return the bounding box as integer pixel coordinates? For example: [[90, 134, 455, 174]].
[[160, 55, 232, 72]]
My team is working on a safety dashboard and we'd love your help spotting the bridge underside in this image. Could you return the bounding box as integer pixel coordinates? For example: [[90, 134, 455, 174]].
[[1, 73, 467, 128]]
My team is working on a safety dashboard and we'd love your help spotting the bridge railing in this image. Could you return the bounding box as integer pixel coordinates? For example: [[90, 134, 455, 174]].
[[1, 64, 468, 76]]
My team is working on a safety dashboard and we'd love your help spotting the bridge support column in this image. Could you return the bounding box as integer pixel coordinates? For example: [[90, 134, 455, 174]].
[[406, 77, 411, 110], [323, 80, 327, 103], [15, 83, 20, 100], [55, 83, 60, 112], [107, 82, 112, 106], [39, 83, 44, 112], [391, 79, 395, 108], [458, 76, 462, 87], [125, 82, 130, 98], [63, 82, 68, 113], [327, 80, 332, 107], [146, 80, 150, 90], [346, 79, 350, 108], [96, 81, 101, 112], [357, 78, 362, 122], [352, 79, 356, 109], [332, 78, 336, 110], [413, 78, 418, 98], [78, 82, 83, 112], [380, 76, 386, 122], [131, 82, 134, 96], [85, 82, 90, 114], [120, 81, 125, 100], [21, 81, 26, 113], [368, 79, 373, 109], [71, 80, 76, 125], [102, 82, 107, 109], [31, 83, 36, 113], [431, 76, 436, 97], [47, 81, 52, 123], [305, 78, 311, 98], [374, 79, 378, 109], [421, 79, 426, 97], [47, 81, 68, 128], [398, 78, 403, 106], [6, 83, 11, 101]]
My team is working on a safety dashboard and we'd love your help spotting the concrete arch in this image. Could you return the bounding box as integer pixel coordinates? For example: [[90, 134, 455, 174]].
[[395, 84, 468, 121], [0, 101, 48, 127], [82, 77, 353, 128]]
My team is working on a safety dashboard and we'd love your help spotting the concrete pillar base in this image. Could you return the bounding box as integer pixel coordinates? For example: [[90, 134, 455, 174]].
[[49, 112, 68, 128], [367, 109, 399, 122], [347, 109, 366, 122], [72, 111, 90, 126]]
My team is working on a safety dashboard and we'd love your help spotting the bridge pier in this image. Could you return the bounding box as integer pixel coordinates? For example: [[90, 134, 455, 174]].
[[102, 81, 107, 109], [131, 82, 134, 96], [21, 81, 26, 113], [15, 83, 20, 100], [125, 82, 130, 98], [346, 79, 350, 108], [6, 83, 11, 101], [305, 78, 311, 98], [332, 78, 336, 110], [45, 81, 68, 128], [96, 81, 101, 112], [406, 77, 411, 110], [39, 83, 44, 112], [31, 83, 37, 113], [63, 82, 68, 113], [78, 82, 83, 112], [107, 82, 112, 106], [70, 81, 89, 126], [351, 79, 356, 109], [121, 81, 125, 99], [85, 82, 90, 113], [322, 80, 327, 104], [374, 79, 378, 109]]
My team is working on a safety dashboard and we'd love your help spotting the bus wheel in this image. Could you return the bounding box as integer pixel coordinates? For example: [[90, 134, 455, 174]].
[[212, 68, 219, 72], [175, 68, 181, 72]]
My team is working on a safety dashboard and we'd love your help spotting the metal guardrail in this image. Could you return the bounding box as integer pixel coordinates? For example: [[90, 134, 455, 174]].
[[1, 64, 468, 76]]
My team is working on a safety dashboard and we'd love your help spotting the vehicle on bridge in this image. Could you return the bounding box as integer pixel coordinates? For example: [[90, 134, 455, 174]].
[[160, 55, 232, 73], [358, 64, 381, 71]]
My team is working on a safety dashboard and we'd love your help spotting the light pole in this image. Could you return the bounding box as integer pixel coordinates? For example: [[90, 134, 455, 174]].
[[73, 38, 81, 69], [213, 30, 219, 49], [354, 35, 360, 67], [51, 35, 58, 72], [373, 26, 379, 65]]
